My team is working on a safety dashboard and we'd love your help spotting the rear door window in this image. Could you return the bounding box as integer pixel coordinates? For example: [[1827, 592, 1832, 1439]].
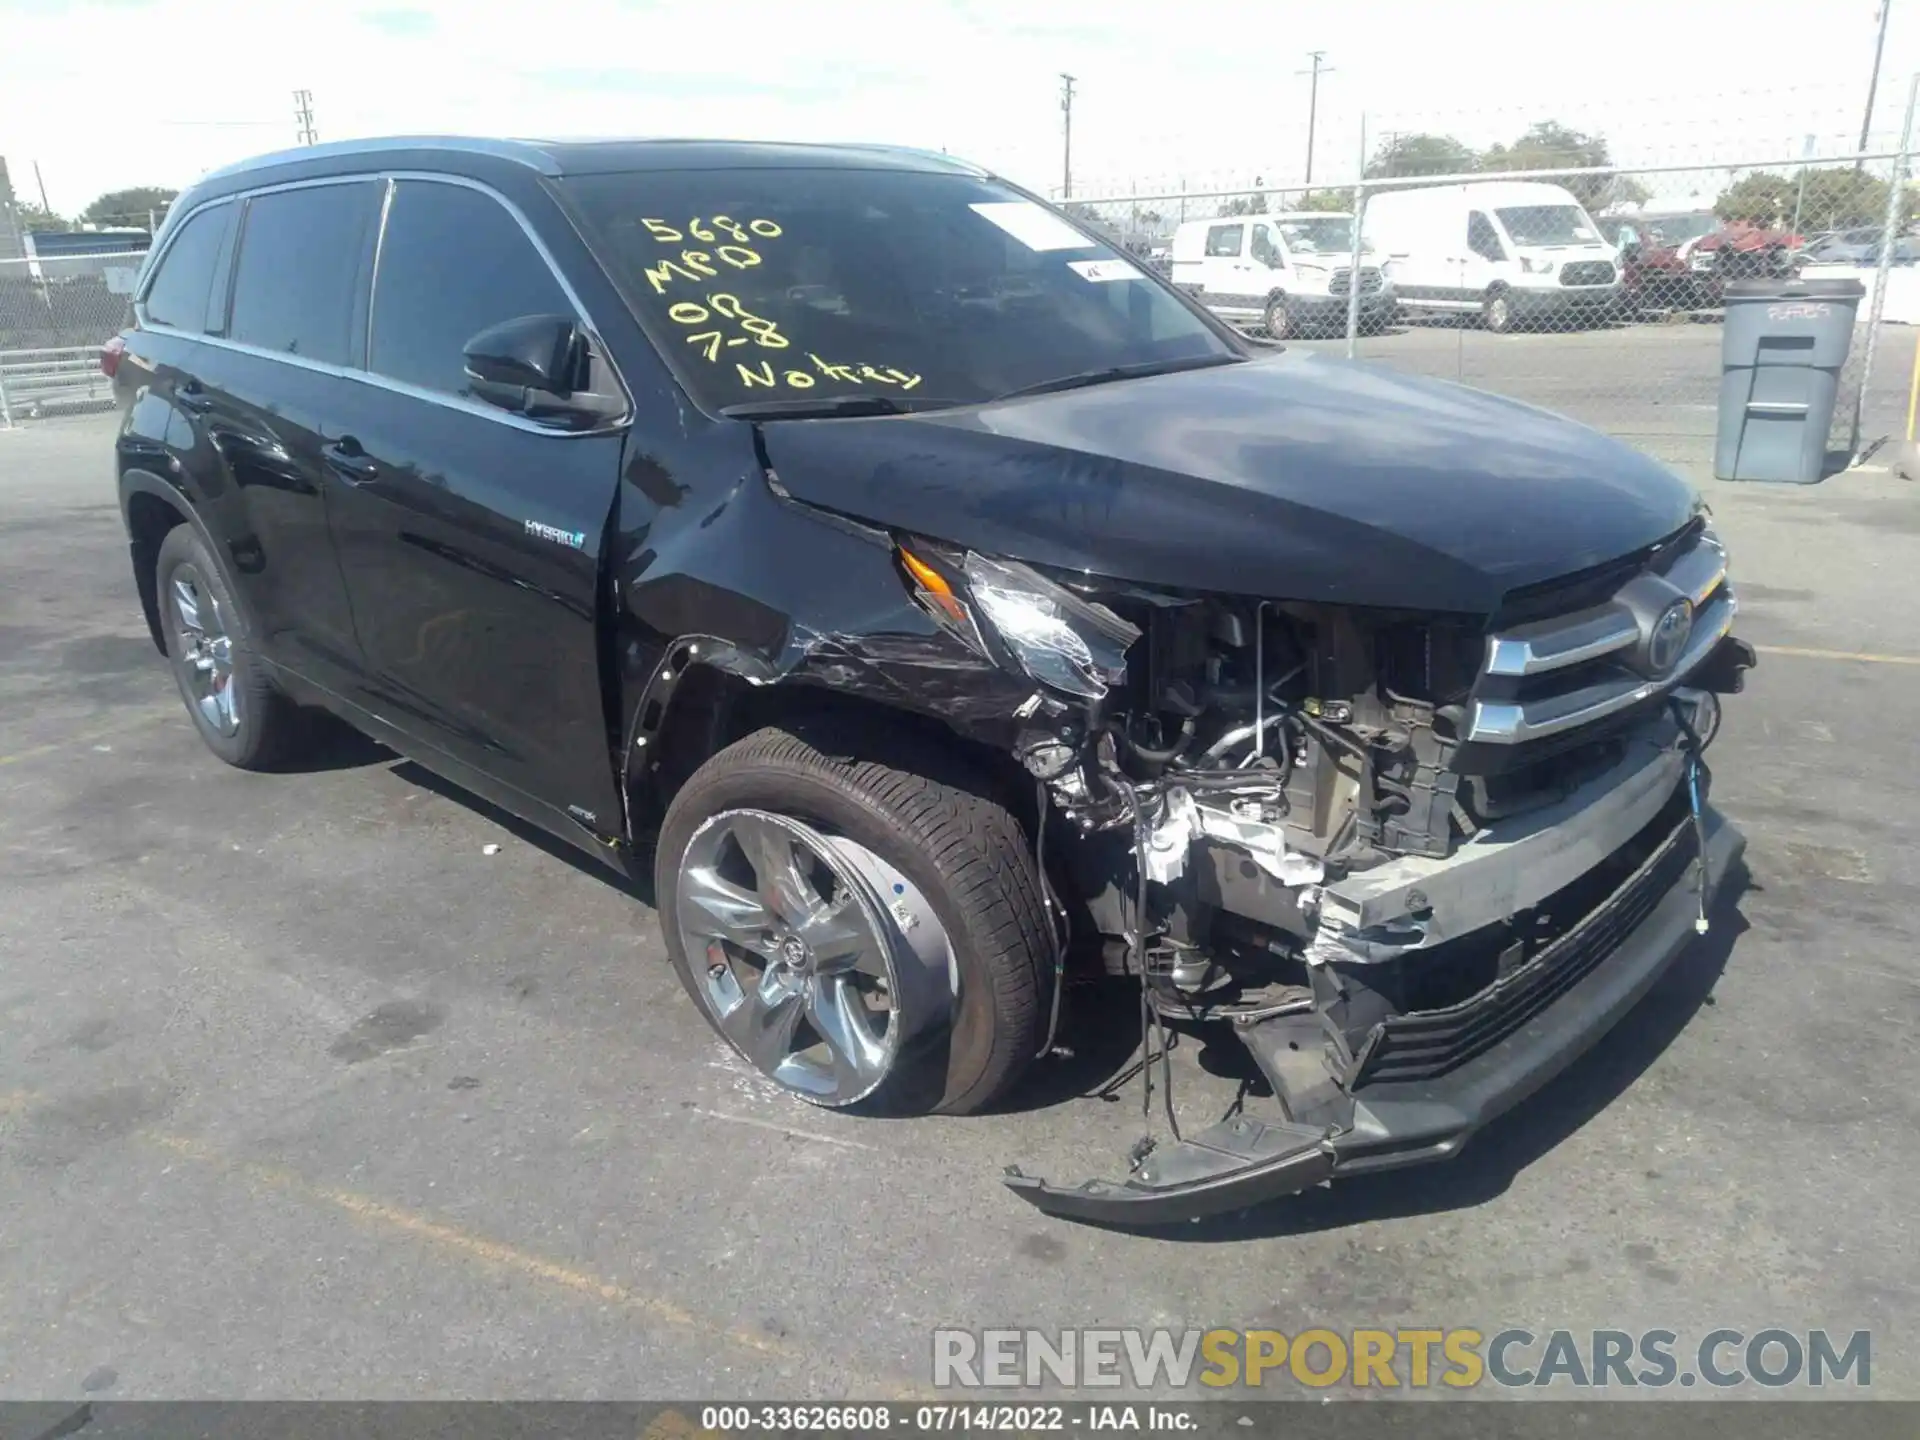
[[141, 203, 233, 333], [228, 182, 380, 367], [1205, 224, 1245, 258], [369, 180, 574, 399]]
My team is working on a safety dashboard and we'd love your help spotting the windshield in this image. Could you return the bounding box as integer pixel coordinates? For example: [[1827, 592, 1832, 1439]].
[[1495, 205, 1599, 247], [1272, 216, 1353, 254], [560, 168, 1237, 411]]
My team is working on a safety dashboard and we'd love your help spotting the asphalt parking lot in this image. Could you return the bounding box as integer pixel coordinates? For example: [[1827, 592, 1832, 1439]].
[[2, 411, 1917, 1401]]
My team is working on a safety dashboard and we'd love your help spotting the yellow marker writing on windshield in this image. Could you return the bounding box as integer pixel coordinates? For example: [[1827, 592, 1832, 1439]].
[[643, 216, 781, 245]]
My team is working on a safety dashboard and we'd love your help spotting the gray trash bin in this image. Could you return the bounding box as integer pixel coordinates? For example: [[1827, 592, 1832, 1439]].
[[1715, 277, 1865, 483]]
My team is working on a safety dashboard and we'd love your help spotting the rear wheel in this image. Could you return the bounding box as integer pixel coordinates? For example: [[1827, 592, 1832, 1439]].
[[1482, 287, 1515, 334], [1263, 293, 1292, 339], [155, 525, 303, 769], [654, 722, 1051, 1115]]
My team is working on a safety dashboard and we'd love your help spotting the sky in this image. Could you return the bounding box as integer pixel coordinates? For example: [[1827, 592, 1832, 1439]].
[[3, 0, 1919, 220]]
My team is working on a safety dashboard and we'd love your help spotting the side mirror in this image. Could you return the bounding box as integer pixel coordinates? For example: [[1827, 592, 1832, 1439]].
[[463, 313, 581, 395], [462, 314, 623, 428]]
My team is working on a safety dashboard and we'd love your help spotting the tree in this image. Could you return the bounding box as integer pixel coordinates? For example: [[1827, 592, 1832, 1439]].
[[10, 199, 67, 232], [1716, 166, 1918, 231], [1601, 174, 1652, 210], [1481, 121, 1618, 207], [1293, 189, 1355, 213], [1366, 133, 1476, 181], [1218, 194, 1268, 216], [81, 186, 178, 228]]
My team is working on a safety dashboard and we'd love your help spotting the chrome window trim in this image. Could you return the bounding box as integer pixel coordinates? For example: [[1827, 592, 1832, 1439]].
[[139, 325, 628, 438], [138, 169, 633, 437]]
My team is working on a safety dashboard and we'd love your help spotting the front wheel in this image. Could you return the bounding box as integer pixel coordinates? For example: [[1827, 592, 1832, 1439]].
[[654, 722, 1052, 1115], [1482, 288, 1515, 334], [1263, 293, 1292, 339]]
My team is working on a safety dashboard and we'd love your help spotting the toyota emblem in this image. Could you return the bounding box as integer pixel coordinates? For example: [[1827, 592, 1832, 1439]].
[[1647, 599, 1695, 675]]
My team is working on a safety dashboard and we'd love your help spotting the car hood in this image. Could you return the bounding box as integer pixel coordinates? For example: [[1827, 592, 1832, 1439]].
[[757, 352, 1698, 614]]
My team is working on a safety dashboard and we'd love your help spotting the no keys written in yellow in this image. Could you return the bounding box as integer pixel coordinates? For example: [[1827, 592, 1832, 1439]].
[[640, 216, 926, 393]]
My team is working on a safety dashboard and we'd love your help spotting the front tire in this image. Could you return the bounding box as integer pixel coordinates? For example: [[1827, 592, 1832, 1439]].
[[1482, 288, 1515, 334], [1263, 293, 1292, 339], [655, 722, 1051, 1116], [155, 525, 302, 769]]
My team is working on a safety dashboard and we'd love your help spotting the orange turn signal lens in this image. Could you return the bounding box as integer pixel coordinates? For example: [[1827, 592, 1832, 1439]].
[[897, 545, 971, 628]]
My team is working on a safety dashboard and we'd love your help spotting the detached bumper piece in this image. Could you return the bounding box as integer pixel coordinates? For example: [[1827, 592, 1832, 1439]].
[[1006, 805, 1743, 1226], [1005, 1118, 1335, 1226]]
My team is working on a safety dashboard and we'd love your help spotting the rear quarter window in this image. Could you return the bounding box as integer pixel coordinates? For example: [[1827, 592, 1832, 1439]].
[[141, 203, 233, 333], [228, 182, 381, 367]]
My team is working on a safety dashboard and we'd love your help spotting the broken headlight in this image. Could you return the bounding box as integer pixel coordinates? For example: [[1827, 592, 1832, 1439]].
[[963, 554, 1139, 700], [896, 543, 1140, 701]]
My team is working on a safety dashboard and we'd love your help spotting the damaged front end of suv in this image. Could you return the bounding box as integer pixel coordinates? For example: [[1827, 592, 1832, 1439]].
[[691, 338, 1761, 1226], [882, 519, 1752, 1222]]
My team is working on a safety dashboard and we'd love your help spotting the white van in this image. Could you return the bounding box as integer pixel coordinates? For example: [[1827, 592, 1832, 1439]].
[[1362, 181, 1621, 333], [1169, 212, 1395, 338]]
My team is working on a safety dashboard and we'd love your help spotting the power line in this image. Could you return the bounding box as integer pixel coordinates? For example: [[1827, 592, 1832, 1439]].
[[1060, 73, 1077, 201], [294, 89, 318, 146], [1296, 51, 1335, 185]]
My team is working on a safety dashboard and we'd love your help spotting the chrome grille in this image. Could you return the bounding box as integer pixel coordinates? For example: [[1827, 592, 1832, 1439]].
[[1561, 260, 1618, 287], [1329, 267, 1385, 296], [1467, 529, 1734, 744]]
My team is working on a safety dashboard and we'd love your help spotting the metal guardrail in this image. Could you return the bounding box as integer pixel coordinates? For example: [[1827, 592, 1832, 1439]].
[[0, 346, 114, 428]]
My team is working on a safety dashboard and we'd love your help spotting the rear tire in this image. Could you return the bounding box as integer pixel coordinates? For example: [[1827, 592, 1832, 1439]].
[[154, 525, 303, 770], [654, 721, 1051, 1116]]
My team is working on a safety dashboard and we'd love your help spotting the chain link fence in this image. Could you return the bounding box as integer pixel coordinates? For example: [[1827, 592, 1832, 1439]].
[[0, 251, 138, 424], [1067, 76, 1920, 480], [1063, 134, 1920, 477]]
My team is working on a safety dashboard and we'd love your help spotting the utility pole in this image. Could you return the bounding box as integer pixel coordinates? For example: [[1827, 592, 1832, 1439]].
[[293, 89, 318, 146], [32, 161, 52, 215], [1059, 73, 1077, 201], [1859, 0, 1891, 168], [1297, 51, 1334, 185]]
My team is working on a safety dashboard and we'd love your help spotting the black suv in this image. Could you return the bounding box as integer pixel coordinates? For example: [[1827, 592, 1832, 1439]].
[[111, 138, 1753, 1224]]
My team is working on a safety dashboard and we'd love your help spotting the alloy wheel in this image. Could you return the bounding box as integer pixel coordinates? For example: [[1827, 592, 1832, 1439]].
[[169, 564, 241, 736], [674, 808, 954, 1105]]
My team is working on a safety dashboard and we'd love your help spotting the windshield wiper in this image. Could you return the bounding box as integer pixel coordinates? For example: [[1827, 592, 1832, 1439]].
[[718, 394, 955, 420], [991, 353, 1245, 403]]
